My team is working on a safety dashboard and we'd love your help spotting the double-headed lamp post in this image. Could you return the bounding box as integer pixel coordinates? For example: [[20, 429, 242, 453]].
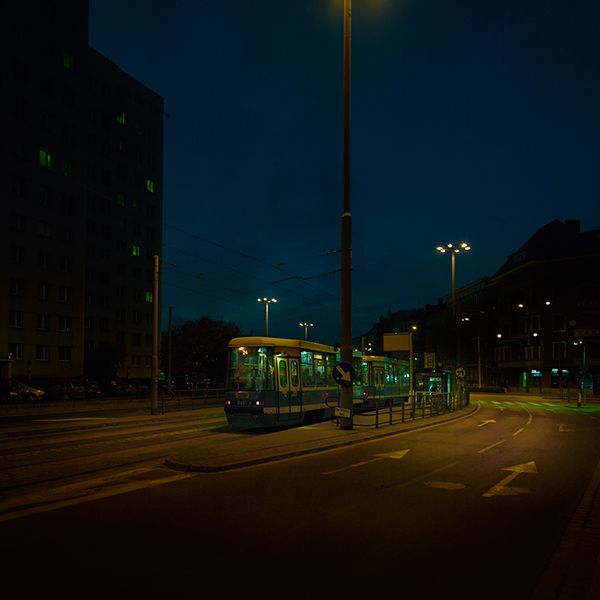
[[436, 242, 471, 316], [257, 297, 277, 336], [299, 322, 314, 341]]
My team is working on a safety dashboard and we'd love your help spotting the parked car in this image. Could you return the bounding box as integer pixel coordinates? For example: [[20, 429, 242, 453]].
[[45, 378, 87, 401], [102, 378, 136, 396], [0, 379, 47, 402], [81, 378, 102, 398]]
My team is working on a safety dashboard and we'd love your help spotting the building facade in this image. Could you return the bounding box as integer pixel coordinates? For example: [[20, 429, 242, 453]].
[[358, 220, 600, 397], [1, 1, 163, 381]]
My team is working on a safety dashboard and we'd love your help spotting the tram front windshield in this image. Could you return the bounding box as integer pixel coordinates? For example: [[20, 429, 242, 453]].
[[228, 346, 274, 392]]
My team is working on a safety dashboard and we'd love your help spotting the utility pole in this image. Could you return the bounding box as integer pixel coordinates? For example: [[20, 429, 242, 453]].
[[167, 306, 173, 395], [151, 255, 160, 415], [339, 0, 353, 430]]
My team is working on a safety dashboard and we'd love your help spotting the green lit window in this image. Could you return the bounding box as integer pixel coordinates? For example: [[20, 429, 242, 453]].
[[132, 245, 141, 257], [63, 52, 75, 69], [117, 112, 126, 125], [145, 291, 153, 303], [146, 179, 155, 193], [63, 160, 73, 177], [117, 193, 125, 207], [39, 149, 53, 168]]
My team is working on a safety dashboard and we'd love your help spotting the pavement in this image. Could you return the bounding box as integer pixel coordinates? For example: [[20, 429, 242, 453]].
[[163, 398, 600, 599], [164, 403, 480, 472]]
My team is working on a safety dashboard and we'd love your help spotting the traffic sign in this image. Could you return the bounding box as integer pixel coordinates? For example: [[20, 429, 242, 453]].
[[455, 367, 466, 379], [335, 406, 352, 418], [333, 362, 355, 385]]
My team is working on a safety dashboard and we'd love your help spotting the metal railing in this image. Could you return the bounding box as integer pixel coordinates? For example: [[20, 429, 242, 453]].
[[351, 390, 469, 429]]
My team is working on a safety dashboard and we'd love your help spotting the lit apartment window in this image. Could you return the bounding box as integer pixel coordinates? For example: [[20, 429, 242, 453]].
[[39, 149, 53, 168], [132, 245, 141, 257], [63, 52, 75, 70], [38, 221, 51, 237], [35, 345, 50, 361], [145, 291, 153, 303], [117, 193, 125, 207], [146, 178, 155, 193], [117, 112, 126, 125]]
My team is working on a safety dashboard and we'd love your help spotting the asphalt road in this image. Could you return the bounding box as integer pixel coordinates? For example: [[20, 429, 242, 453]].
[[1, 394, 599, 599]]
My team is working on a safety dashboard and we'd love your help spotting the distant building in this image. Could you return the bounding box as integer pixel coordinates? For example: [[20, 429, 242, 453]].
[[359, 220, 600, 396], [1, 1, 163, 381]]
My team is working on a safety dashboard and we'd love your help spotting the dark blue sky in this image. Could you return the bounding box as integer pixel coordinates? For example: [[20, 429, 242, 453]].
[[89, 0, 600, 344]]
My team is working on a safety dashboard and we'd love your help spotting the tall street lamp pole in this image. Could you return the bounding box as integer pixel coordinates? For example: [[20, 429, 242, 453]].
[[299, 322, 314, 341], [257, 297, 277, 336], [436, 242, 471, 369], [339, 0, 353, 430], [436, 242, 471, 316]]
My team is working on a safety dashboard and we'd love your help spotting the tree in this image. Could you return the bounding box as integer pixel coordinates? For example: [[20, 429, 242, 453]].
[[161, 316, 241, 387]]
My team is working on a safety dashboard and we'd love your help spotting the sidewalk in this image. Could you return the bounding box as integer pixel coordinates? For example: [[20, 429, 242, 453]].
[[164, 403, 479, 472]]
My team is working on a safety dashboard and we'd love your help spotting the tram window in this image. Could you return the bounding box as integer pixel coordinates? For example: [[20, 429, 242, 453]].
[[290, 360, 299, 387], [301, 350, 314, 386], [362, 361, 369, 385], [314, 355, 327, 385], [278, 361, 288, 387], [229, 346, 273, 392]]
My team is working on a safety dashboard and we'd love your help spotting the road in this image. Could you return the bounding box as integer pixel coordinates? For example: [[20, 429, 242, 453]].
[[1, 394, 599, 599]]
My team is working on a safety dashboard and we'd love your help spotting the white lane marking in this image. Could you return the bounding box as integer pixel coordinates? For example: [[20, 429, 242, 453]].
[[323, 449, 411, 475], [323, 457, 383, 475], [477, 439, 506, 454], [513, 428, 525, 437]]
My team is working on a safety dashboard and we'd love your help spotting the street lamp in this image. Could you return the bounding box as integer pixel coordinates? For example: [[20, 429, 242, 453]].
[[257, 297, 277, 336], [339, 0, 353, 429], [298, 322, 314, 341], [436, 242, 471, 316]]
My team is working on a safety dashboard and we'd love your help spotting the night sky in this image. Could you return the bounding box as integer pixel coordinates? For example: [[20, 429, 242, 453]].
[[89, 0, 600, 345]]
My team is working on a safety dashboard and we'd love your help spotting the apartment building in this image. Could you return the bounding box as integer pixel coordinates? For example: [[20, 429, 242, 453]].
[[1, 1, 163, 380]]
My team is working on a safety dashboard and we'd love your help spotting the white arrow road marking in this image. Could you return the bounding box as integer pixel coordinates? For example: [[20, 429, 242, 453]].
[[483, 461, 538, 497], [373, 449, 411, 460], [478, 419, 497, 427]]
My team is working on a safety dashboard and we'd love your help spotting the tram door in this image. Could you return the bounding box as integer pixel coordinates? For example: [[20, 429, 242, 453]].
[[275, 357, 300, 421]]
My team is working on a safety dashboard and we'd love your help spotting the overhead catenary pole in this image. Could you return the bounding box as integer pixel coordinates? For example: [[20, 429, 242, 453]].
[[167, 306, 173, 395], [151, 255, 160, 415], [339, 0, 353, 429]]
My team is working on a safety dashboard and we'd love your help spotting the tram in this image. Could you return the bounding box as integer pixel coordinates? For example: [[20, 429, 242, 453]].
[[224, 337, 410, 429]]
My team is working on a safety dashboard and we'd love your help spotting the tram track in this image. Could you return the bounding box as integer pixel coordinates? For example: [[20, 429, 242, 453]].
[[0, 412, 231, 521]]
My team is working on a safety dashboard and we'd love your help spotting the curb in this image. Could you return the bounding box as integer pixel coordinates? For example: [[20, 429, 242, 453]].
[[164, 404, 479, 473]]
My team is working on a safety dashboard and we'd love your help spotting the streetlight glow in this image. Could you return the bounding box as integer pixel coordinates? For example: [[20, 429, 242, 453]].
[[298, 322, 314, 341], [257, 297, 277, 336], [436, 241, 472, 316]]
